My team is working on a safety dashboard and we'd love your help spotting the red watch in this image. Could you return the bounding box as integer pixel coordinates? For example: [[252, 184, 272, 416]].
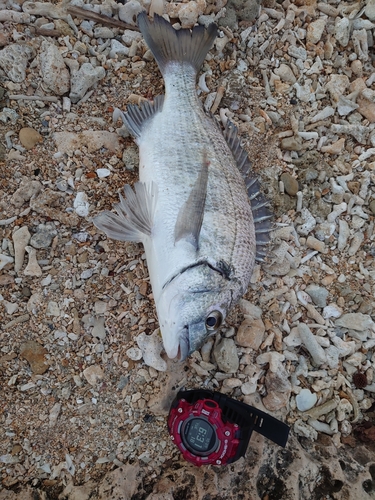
[[168, 389, 290, 466]]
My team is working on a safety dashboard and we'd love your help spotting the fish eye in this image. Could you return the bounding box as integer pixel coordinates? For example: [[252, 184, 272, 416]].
[[205, 311, 222, 331]]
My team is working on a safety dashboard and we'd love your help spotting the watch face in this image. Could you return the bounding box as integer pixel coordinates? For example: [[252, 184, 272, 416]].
[[181, 417, 219, 456]]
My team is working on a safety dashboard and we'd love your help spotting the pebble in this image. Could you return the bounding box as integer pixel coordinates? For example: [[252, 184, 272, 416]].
[[126, 347, 142, 361], [24, 246, 42, 277], [68, 61, 106, 103], [306, 18, 326, 45], [320, 138, 345, 155], [30, 224, 57, 249], [118, 0, 143, 25], [323, 304, 343, 319], [92, 317, 106, 340], [213, 338, 239, 373], [136, 330, 167, 372], [39, 41, 70, 95], [335, 313, 375, 332], [83, 365, 104, 386], [96, 168, 111, 178], [0, 44, 34, 83], [296, 389, 317, 411], [365, 0, 375, 21], [280, 172, 298, 196], [10, 179, 42, 208], [46, 301, 60, 317], [20, 341, 49, 374], [19, 128, 42, 150], [12, 226, 31, 273], [0, 253, 14, 270], [298, 323, 327, 366], [305, 285, 328, 308], [281, 136, 302, 151], [263, 365, 291, 411], [357, 89, 375, 122], [335, 17, 350, 47], [236, 317, 265, 349], [74, 192, 90, 217]]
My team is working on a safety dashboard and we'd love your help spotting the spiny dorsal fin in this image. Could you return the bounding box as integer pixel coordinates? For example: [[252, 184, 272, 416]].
[[137, 13, 218, 76], [93, 181, 157, 243], [223, 120, 273, 262], [174, 152, 209, 250], [114, 95, 164, 139]]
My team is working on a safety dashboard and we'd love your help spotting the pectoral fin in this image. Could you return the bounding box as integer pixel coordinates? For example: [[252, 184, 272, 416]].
[[93, 181, 157, 242], [174, 153, 209, 249]]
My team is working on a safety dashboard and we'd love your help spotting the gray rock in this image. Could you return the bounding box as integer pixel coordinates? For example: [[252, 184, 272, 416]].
[[213, 338, 239, 373], [281, 172, 299, 196], [30, 224, 58, 249], [369, 199, 375, 215], [365, 0, 375, 21], [288, 45, 307, 61], [122, 144, 139, 170], [68, 62, 106, 103], [335, 313, 375, 332], [274, 64, 296, 84], [0, 43, 34, 83], [39, 41, 70, 95], [281, 136, 302, 152], [298, 323, 327, 366], [335, 17, 351, 47], [94, 27, 115, 38], [92, 317, 106, 340], [110, 40, 129, 59], [305, 285, 329, 308], [11, 179, 42, 208], [118, 0, 143, 26]]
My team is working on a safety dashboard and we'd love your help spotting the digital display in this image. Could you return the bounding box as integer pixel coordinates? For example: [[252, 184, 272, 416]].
[[182, 417, 218, 455]]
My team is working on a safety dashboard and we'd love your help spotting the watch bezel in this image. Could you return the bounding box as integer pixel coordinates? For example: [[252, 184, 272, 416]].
[[180, 415, 219, 456]]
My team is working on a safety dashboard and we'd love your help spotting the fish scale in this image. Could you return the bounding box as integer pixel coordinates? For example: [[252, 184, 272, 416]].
[[94, 13, 271, 361]]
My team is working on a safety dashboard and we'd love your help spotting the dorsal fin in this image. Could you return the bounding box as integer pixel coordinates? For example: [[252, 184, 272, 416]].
[[223, 121, 273, 262], [93, 181, 157, 243], [113, 95, 164, 139], [174, 152, 209, 250]]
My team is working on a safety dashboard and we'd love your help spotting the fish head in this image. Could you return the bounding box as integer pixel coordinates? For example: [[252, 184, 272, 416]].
[[157, 263, 240, 360]]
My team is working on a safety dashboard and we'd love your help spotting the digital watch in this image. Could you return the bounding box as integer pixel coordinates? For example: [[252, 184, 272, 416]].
[[168, 389, 290, 466]]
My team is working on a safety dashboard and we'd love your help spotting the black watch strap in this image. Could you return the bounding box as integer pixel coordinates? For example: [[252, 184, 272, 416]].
[[176, 389, 290, 449]]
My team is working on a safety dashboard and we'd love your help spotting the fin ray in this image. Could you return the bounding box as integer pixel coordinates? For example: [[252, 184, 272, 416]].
[[137, 13, 217, 76], [93, 182, 157, 243], [114, 95, 164, 139], [223, 120, 273, 262]]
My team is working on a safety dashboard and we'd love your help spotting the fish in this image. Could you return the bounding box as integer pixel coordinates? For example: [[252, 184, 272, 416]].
[[93, 13, 272, 361]]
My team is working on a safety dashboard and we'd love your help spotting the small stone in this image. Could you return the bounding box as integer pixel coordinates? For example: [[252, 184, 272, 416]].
[[122, 144, 139, 171], [357, 89, 375, 122], [263, 365, 291, 411], [325, 74, 350, 102], [0, 43, 34, 82], [94, 301, 107, 314], [274, 64, 296, 84], [236, 318, 265, 349], [369, 200, 375, 215], [92, 317, 106, 340], [30, 224, 57, 249], [94, 27, 115, 38], [365, 0, 375, 21], [213, 338, 239, 373], [109, 39, 130, 59], [281, 136, 302, 151], [136, 330, 167, 372], [0, 254, 14, 271], [46, 301, 60, 317], [296, 389, 317, 411], [40, 41, 70, 95], [10, 179, 42, 208], [68, 62, 106, 104], [335, 313, 375, 332], [298, 323, 327, 366], [126, 347, 142, 361], [96, 168, 111, 178], [74, 192, 89, 217], [323, 303, 343, 319], [20, 341, 49, 374], [83, 365, 104, 386], [281, 172, 298, 196], [19, 128, 42, 150], [306, 18, 326, 45], [118, 0, 143, 26], [12, 226, 31, 273], [335, 17, 350, 47], [305, 285, 329, 308], [321, 138, 345, 155], [24, 246, 42, 277]]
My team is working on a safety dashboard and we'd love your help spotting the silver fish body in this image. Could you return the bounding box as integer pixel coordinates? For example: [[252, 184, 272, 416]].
[[94, 14, 271, 360]]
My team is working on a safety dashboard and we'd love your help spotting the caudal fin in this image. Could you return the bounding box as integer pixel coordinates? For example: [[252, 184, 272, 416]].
[[137, 12, 217, 76]]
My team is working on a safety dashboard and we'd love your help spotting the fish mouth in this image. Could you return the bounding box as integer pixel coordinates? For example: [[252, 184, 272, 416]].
[[178, 321, 207, 361]]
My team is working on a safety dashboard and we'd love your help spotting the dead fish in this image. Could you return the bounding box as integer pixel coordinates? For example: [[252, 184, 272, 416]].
[[93, 13, 272, 361]]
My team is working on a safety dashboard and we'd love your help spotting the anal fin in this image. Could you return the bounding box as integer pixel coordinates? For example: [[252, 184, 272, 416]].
[[113, 95, 164, 139], [223, 120, 273, 262], [93, 182, 157, 243]]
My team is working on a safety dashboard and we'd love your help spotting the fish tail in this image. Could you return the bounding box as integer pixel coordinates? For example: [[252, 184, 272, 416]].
[[137, 12, 217, 77]]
